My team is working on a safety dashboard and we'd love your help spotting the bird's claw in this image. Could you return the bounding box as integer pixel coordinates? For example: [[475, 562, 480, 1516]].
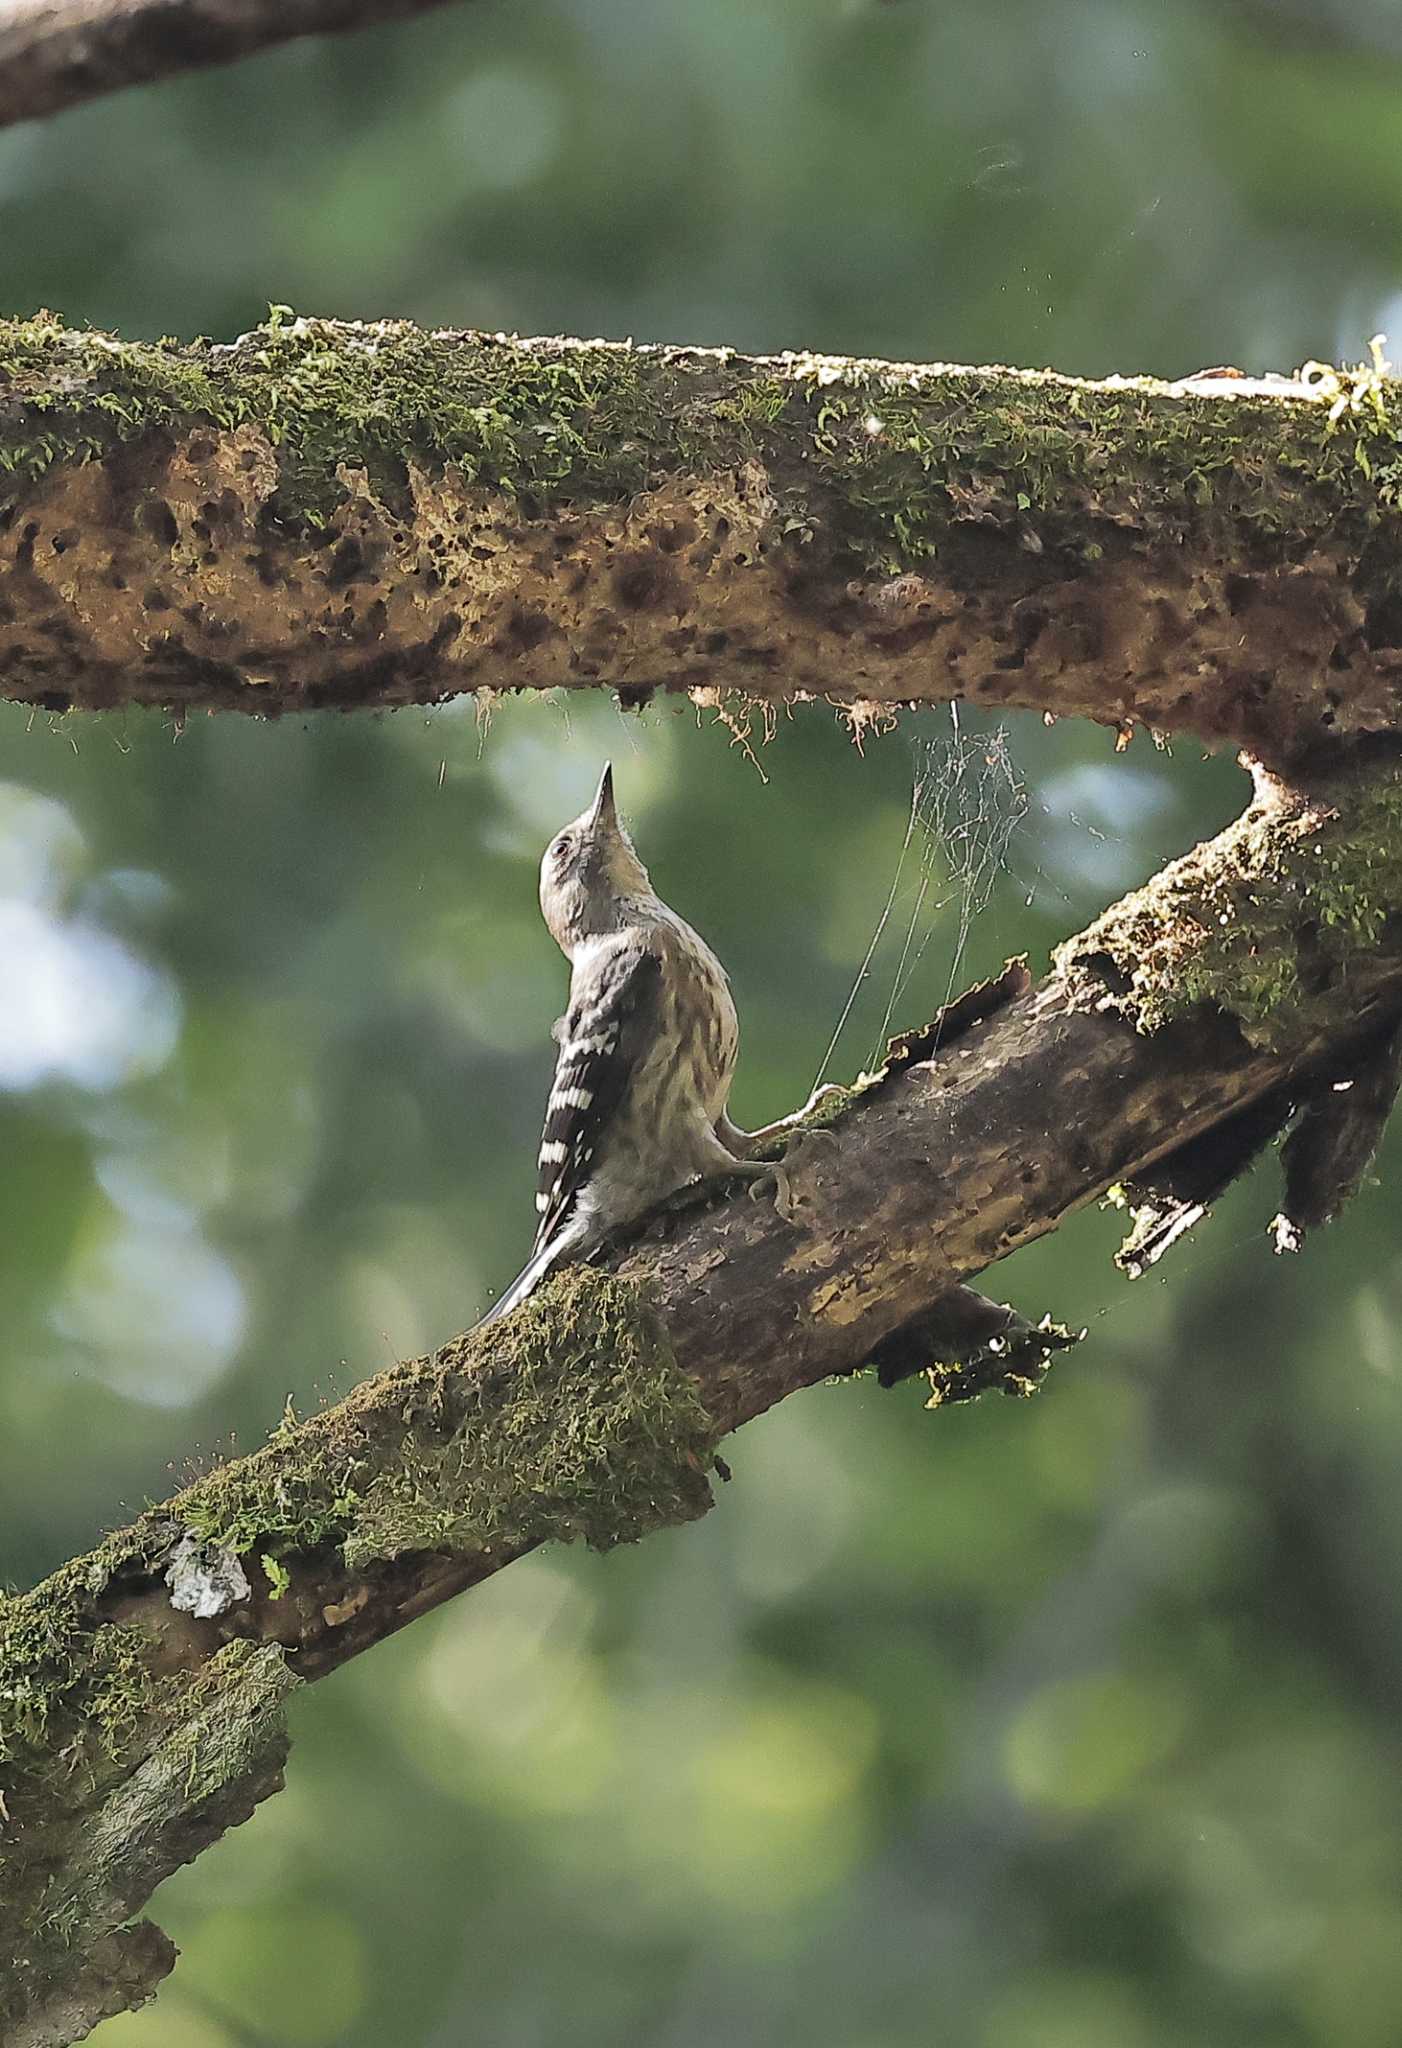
[[747, 1160, 793, 1217], [747, 1127, 839, 1220]]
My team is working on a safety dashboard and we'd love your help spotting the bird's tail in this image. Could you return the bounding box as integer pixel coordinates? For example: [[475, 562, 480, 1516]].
[[476, 1220, 598, 1327]]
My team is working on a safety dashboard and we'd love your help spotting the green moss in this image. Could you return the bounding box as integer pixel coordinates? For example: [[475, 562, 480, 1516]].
[[0, 1271, 704, 2021], [799, 1081, 860, 1126], [3, 310, 1401, 577], [709, 375, 791, 430], [0, 1583, 157, 1776], [261, 1554, 292, 1600], [1, 1633, 293, 2018], [169, 1265, 715, 1571], [1058, 761, 1402, 1045], [781, 349, 1402, 575], [177, 1438, 362, 1557], [0, 308, 665, 524], [745, 1082, 859, 1162], [142, 1638, 293, 1814], [0, 1267, 710, 1848], [0, 1501, 205, 1793], [0, 1537, 274, 1966], [345, 1268, 717, 1566]]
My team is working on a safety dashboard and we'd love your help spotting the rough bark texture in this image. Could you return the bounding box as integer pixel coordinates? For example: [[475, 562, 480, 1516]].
[[5, 748, 1402, 2044], [2, 314, 1402, 769], [4, 311, 1402, 2045], [0, 0, 470, 130]]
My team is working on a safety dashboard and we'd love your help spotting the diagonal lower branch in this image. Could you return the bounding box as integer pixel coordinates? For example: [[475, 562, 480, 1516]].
[[2, 313, 1401, 767], [4, 748, 1401, 2044], [0, 0, 476, 131]]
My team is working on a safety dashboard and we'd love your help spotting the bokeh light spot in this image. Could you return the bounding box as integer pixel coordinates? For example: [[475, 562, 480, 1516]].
[[1006, 1667, 1188, 1814]]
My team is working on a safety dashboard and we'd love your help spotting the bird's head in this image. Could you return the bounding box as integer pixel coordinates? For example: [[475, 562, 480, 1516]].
[[539, 763, 652, 949]]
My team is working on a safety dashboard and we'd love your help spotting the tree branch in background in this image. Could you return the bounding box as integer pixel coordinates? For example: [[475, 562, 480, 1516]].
[[5, 749, 1402, 2044], [0, 313, 1399, 770], [0, 0, 473, 130]]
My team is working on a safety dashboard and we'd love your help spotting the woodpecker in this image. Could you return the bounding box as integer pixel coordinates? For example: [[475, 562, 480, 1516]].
[[480, 763, 807, 1324]]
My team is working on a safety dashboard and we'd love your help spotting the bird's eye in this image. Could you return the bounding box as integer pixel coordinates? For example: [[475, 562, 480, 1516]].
[[551, 833, 571, 860]]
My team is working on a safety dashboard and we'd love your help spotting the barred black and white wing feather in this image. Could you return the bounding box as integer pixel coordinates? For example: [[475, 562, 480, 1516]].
[[532, 940, 663, 1251], [480, 938, 663, 1323]]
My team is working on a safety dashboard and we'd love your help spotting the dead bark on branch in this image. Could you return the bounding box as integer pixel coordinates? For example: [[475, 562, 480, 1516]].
[[0, 0, 471, 131], [1, 313, 1400, 769], [5, 748, 1402, 2044], [3, 305, 1401, 2048]]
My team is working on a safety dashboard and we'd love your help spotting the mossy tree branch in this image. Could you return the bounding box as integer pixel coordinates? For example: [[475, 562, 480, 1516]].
[[0, 0, 475, 132], [5, 311, 1402, 2043], [5, 749, 1402, 2044], [2, 312, 1402, 769]]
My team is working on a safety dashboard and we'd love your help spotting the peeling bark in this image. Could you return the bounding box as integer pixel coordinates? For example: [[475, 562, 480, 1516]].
[[2, 303, 1400, 2048], [4, 749, 1401, 2044], [2, 315, 1401, 768], [0, 0, 472, 131]]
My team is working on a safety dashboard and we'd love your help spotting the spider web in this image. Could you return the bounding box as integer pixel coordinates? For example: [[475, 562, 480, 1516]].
[[813, 708, 1033, 1091]]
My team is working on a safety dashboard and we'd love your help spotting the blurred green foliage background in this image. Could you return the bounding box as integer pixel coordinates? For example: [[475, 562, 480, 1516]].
[[4, 1, 1402, 2043]]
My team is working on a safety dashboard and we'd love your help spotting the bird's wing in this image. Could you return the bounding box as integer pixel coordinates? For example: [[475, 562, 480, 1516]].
[[532, 939, 664, 1253]]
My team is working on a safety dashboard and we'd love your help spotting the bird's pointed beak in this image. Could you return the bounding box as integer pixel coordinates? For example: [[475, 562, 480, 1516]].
[[587, 761, 617, 832]]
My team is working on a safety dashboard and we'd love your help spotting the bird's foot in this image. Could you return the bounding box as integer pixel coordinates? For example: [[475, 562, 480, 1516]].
[[745, 1126, 839, 1219]]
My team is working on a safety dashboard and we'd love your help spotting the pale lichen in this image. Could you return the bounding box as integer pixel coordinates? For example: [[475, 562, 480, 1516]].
[[0, 1268, 716, 2029], [1, 1634, 294, 2031], [0, 1270, 714, 1825]]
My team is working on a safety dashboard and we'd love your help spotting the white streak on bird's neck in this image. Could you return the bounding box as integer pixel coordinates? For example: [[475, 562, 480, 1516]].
[[564, 926, 645, 976]]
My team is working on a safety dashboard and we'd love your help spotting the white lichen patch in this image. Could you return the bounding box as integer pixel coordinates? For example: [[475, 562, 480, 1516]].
[[165, 1530, 253, 1619]]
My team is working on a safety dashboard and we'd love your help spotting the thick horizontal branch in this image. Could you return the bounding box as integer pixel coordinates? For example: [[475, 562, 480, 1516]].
[[2, 314, 1401, 765], [0, 0, 471, 130], [4, 750, 1402, 2042]]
